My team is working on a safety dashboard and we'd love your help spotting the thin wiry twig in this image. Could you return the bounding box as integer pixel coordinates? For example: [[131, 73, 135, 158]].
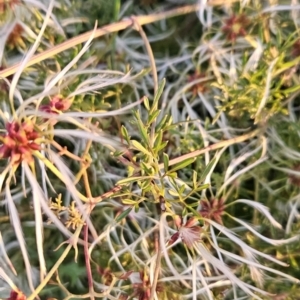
[[0, 4, 201, 79], [149, 217, 163, 300], [159, 128, 261, 169], [130, 16, 158, 93]]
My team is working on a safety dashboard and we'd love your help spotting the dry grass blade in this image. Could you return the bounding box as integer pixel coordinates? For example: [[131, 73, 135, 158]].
[[0, 4, 201, 79]]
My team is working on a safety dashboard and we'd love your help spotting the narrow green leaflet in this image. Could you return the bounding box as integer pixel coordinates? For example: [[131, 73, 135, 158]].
[[118, 175, 154, 185], [212, 110, 223, 125], [133, 111, 149, 145], [121, 125, 130, 144], [147, 109, 161, 125], [274, 56, 300, 76], [156, 114, 173, 132], [144, 96, 150, 110], [199, 158, 216, 182], [131, 140, 151, 156], [140, 162, 155, 175], [195, 183, 210, 192], [115, 207, 132, 223], [163, 153, 169, 171], [155, 114, 169, 132], [282, 84, 300, 95], [167, 172, 177, 178], [192, 170, 197, 189], [156, 141, 168, 152], [169, 189, 179, 196], [179, 184, 185, 195], [168, 157, 195, 173], [139, 179, 152, 191], [154, 131, 163, 149], [150, 79, 166, 114], [188, 205, 201, 218], [122, 199, 137, 205]]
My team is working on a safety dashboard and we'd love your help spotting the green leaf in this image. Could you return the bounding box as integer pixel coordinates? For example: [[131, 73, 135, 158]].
[[156, 141, 168, 152], [140, 162, 154, 175], [134, 203, 139, 213], [122, 199, 137, 205], [154, 130, 163, 149], [133, 111, 149, 145], [127, 165, 135, 177], [155, 114, 168, 132], [131, 140, 151, 156], [156, 114, 172, 132], [144, 96, 150, 110], [195, 183, 210, 192], [150, 79, 166, 114], [169, 189, 179, 196], [167, 172, 177, 178], [188, 206, 200, 217], [199, 158, 216, 182], [168, 157, 195, 173], [147, 109, 161, 125], [121, 125, 130, 144], [212, 110, 222, 125], [165, 115, 173, 128], [139, 179, 152, 191], [115, 207, 132, 223], [118, 176, 152, 185], [192, 170, 197, 189], [163, 153, 169, 171], [274, 56, 300, 76], [282, 84, 300, 95], [113, 150, 124, 157], [179, 184, 186, 195]]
